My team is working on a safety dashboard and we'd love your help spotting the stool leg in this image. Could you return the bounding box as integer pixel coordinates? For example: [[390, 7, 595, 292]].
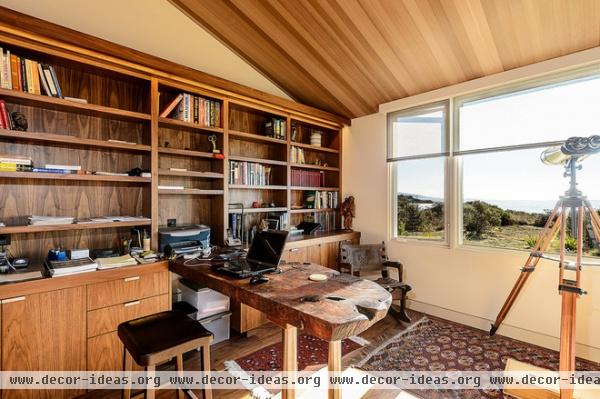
[[176, 354, 185, 399], [202, 343, 213, 399], [145, 365, 155, 399], [122, 349, 133, 399]]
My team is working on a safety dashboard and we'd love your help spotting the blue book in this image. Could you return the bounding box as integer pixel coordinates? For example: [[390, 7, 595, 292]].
[[32, 168, 74, 174]]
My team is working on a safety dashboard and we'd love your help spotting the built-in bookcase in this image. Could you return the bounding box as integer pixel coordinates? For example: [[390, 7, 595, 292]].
[[0, 31, 344, 261]]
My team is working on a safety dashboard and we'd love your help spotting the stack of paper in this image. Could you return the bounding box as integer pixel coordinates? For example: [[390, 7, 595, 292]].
[[46, 257, 97, 277], [96, 255, 138, 270], [29, 215, 74, 226]]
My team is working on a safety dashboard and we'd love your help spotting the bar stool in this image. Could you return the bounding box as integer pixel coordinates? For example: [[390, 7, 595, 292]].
[[118, 310, 213, 399]]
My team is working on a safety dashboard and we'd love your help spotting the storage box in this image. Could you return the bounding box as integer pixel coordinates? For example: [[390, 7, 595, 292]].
[[200, 311, 231, 345], [179, 278, 230, 320]]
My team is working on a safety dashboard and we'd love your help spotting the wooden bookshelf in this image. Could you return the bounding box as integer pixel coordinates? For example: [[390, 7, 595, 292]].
[[0, 22, 344, 261]]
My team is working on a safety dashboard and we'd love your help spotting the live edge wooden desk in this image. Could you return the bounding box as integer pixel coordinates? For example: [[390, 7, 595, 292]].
[[169, 259, 392, 399]]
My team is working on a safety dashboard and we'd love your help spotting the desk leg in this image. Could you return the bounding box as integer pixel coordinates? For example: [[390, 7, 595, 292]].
[[328, 340, 342, 399], [282, 324, 298, 399]]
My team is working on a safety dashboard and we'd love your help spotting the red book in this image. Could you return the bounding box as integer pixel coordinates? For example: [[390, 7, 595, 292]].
[[0, 100, 7, 129]]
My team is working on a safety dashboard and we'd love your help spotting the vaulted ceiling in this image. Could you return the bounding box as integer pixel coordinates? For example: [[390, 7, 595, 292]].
[[171, 0, 600, 119]]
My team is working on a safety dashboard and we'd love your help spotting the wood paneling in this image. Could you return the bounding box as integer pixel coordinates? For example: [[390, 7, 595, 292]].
[[172, 0, 600, 118]]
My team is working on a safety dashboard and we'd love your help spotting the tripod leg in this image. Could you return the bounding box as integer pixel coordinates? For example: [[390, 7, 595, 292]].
[[490, 203, 563, 336], [559, 290, 577, 399]]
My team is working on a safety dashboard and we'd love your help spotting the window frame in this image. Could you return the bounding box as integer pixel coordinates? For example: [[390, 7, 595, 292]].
[[387, 100, 452, 246], [387, 62, 600, 252]]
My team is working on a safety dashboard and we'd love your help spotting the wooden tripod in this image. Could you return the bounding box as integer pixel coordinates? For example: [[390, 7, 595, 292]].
[[490, 158, 600, 399]]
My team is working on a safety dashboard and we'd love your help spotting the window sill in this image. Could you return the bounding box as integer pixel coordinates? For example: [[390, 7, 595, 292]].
[[390, 237, 450, 249]]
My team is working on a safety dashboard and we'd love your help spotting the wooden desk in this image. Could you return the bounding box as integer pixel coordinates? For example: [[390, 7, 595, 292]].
[[169, 259, 391, 399]]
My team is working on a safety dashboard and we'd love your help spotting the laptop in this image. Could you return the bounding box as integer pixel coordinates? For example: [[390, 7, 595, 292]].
[[215, 230, 288, 278]]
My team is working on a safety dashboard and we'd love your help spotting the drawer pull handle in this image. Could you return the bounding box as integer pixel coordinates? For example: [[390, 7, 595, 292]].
[[124, 300, 140, 307], [2, 296, 26, 304], [289, 248, 299, 252], [124, 276, 140, 282]]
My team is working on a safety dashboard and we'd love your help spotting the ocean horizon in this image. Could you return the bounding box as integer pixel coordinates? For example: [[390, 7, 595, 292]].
[[473, 199, 600, 213]]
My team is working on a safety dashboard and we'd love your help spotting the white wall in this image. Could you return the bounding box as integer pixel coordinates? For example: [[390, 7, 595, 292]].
[[0, 0, 291, 100], [344, 55, 600, 362]]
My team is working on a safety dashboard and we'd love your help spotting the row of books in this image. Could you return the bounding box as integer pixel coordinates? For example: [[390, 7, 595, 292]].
[[263, 118, 286, 140], [161, 93, 221, 127], [290, 146, 307, 164], [303, 190, 339, 210], [228, 212, 287, 241], [229, 161, 272, 186], [290, 169, 325, 188], [0, 47, 63, 97], [308, 211, 338, 232], [0, 155, 85, 174]]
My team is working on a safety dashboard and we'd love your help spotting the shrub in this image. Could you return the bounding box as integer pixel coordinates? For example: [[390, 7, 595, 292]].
[[463, 201, 503, 239], [565, 236, 577, 252], [525, 236, 538, 249]]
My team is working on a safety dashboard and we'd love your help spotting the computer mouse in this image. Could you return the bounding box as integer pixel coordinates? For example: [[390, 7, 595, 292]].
[[249, 275, 269, 285]]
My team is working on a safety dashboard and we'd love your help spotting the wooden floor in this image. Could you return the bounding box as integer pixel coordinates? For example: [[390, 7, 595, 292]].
[[78, 314, 409, 399]]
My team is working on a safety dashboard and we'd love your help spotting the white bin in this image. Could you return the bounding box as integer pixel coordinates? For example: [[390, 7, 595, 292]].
[[200, 311, 231, 345], [179, 278, 230, 320]]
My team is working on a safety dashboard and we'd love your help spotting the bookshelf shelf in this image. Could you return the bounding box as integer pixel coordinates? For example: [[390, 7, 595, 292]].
[[291, 142, 339, 154], [0, 129, 151, 152], [229, 129, 287, 145], [290, 208, 336, 214], [158, 147, 219, 159], [158, 188, 224, 195], [228, 207, 288, 214], [0, 171, 151, 183], [0, 220, 152, 235], [290, 163, 339, 172], [0, 88, 151, 122], [158, 169, 223, 179], [291, 186, 339, 191], [229, 184, 287, 190], [158, 117, 224, 133], [228, 155, 287, 166]]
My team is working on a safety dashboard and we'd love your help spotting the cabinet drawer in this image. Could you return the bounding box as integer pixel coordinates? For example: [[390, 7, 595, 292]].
[[87, 294, 169, 338], [87, 271, 169, 310]]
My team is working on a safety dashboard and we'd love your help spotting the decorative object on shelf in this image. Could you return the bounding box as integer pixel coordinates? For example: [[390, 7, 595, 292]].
[[291, 124, 298, 141], [252, 201, 260, 208], [127, 167, 142, 176], [310, 129, 322, 147], [11, 112, 27, 131], [164, 141, 170, 148], [208, 134, 220, 154], [341, 196, 355, 230]]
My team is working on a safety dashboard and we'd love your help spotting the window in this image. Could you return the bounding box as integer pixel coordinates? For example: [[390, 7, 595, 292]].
[[388, 102, 448, 241], [457, 74, 600, 257], [387, 66, 600, 258]]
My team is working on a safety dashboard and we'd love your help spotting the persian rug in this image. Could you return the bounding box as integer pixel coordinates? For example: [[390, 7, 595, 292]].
[[227, 333, 367, 372], [357, 315, 600, 399]]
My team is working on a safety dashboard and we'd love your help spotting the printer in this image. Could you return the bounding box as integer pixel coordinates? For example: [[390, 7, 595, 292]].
[[159, 225, 210, 257]]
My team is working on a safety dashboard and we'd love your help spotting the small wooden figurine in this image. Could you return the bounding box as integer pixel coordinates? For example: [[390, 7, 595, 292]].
[[341, 196, 355, 230]]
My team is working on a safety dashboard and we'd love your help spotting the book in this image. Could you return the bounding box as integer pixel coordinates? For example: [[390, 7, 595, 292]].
[[30, 60, 41, 95], [10, 54, 19, 90], [0, 266, 44, 284], [0, 155, 32, 165], [158, 185, 184, 190], [96, 254, 138, 270], [46, 257, 97, 277], [44, 164, 81, 171], [48, 65, 62, 98], [63, 96, 88, 104], [29, 215, 74, 225], [160, 93, 183, 117], [19, 57, 27, 92], [25, 59, 35, 94], [41, 65, 58, 97], [32, 168, 74, 174], [37, 63, 51, 96]]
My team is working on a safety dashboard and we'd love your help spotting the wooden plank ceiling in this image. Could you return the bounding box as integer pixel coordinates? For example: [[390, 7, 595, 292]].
[[171, 0, 600, 119]]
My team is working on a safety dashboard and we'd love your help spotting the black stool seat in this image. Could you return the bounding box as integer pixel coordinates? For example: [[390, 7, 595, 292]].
[[118, 310, 212, 366]]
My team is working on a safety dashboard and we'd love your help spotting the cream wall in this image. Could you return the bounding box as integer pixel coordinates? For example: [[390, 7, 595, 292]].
[[0, 0, 291, 100], [343, 51, 600, 362]]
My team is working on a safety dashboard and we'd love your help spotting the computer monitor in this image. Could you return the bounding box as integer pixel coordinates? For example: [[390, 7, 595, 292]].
[[246, 230, 288, 268]]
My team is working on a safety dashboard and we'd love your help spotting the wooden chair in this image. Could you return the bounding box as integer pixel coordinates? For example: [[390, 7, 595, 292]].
[[118, 310, 213, 399], [340, 242, 412, 323]]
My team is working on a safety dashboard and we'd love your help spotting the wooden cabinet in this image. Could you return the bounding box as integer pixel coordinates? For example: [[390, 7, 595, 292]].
[[281, 247, 307, 263], [1, 286, 87, 399], [86, 271, 170, 371]]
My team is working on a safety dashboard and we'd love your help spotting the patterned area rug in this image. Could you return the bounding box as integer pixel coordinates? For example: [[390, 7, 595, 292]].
[[358, 315, 600, 399], [230, 333, 365, 372]]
